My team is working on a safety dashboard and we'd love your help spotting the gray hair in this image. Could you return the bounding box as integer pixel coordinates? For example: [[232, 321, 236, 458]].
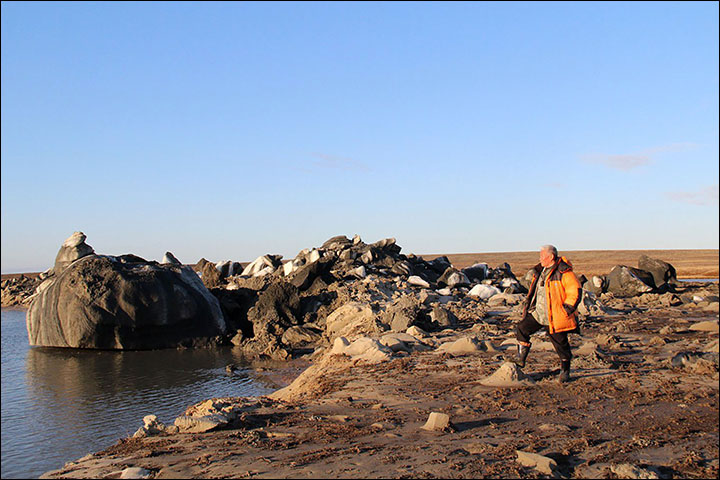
[[541, 245, 558, 258]]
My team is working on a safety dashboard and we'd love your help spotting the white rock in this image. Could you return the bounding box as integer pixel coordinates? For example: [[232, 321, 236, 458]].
[[120, 467, 152, 479], [242, 255, 281, 276], [468, 284, 501, 300], [308, 249, 322, 264], [283, 261, 296, 276], [353, 266, 367, 278], [408, 275, 430, 288], [436, 287, 452, 296], [161, 251, 182, 265]]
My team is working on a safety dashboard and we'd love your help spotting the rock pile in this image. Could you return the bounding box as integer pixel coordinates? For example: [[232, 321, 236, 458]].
[[1, 274, 41, 307], [203, 234, 529, 360]]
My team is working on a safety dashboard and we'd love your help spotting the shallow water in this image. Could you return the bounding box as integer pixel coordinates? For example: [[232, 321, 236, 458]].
[[0, 309, 286, 479]]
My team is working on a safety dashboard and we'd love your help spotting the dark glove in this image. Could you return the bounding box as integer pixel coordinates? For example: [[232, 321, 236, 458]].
[[562, 303, 575, 315]]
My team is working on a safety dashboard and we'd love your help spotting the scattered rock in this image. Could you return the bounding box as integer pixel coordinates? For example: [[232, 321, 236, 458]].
[[610, 463, 660, 479], [421, 412, 452, 431], [436, 336, 483, 356], [330, 336, 393, 363], [688, 320, 719, 333], [515, 450, 557, 475], [408, 275, 430, 288], [119, 467, 152, 479], [480, 362, 535, 387]]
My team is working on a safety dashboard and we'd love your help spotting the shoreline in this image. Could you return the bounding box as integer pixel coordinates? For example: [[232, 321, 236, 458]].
[[39, 286, 719, 479]]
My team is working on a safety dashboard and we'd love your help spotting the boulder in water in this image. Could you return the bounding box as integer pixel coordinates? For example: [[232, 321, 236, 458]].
[[27, 249, 225, 349]]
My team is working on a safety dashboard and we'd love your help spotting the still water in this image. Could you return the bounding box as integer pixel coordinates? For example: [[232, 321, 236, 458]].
[[1, 309, 298, 479]]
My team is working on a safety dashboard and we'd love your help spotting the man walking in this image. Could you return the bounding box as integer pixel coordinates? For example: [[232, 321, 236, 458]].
[[514, 245, 581, 383]]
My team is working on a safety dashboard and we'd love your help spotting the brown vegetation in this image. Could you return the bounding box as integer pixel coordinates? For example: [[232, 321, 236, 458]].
[[428, 249, 719, 279]]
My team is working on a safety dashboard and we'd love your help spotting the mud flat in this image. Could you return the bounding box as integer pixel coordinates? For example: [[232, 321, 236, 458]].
[[41, 281, 718, 479]]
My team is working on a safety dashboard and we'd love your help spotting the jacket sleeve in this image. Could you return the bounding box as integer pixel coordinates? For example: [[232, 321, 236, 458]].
[[561, 270, 581, 312]]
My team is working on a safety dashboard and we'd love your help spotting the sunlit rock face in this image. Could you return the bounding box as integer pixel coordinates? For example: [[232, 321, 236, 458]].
[[27, 235, 225, 350]]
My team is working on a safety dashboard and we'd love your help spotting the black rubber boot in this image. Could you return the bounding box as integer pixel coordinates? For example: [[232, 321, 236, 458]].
[[513, 344, 530, 368], [558, 359, 571, 383]]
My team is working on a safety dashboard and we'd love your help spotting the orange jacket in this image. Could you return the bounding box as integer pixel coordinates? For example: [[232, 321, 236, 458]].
[[522, 256, 581, 334]]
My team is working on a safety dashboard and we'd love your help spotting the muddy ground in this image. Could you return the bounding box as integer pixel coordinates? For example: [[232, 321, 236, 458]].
[[41, 284, 718, 479]]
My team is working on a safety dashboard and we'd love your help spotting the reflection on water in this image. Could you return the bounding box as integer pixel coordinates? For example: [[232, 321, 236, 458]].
[[1, 309, 290, 479]]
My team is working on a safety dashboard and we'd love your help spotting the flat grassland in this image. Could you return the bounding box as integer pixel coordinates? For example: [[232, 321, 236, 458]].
[[428, 249, 719, 279], [3, 249, 717, 281]]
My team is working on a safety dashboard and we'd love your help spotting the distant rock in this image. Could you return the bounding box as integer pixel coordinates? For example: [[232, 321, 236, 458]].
[[241, 254, 283, 277], [196, 258, 222, 288], [584, 275, 607, 296], [606, 265, 655, 297], [638, 255, 678, 289], [437, 267, 470, 288], [462, 263, 488, 283]]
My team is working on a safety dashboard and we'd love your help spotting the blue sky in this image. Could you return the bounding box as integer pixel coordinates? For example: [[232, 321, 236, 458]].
[[2, 1, 718, 273]]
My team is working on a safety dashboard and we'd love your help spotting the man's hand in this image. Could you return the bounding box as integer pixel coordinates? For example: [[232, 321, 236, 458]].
[[562, 304, 575, 315]]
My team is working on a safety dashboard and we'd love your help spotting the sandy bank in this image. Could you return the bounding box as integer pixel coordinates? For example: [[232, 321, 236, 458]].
[[40, 285, 718, 479]]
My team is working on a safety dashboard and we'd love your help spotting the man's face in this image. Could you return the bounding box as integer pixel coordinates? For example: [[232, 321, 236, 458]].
[[539, 248, 555, 268]]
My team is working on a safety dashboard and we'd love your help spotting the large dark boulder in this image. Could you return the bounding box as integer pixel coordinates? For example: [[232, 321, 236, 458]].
[[638, 255, 678, 289], [27, 254, 226, 349], [462, 263, 488, 283], [427, 256, 452, 275], [239, 282, 301, 360], [606, 265, 655, 297], [289, 256, 335, 291]]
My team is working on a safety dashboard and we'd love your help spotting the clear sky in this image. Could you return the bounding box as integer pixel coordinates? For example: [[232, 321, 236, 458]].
[[2, 1, 718, 273]]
